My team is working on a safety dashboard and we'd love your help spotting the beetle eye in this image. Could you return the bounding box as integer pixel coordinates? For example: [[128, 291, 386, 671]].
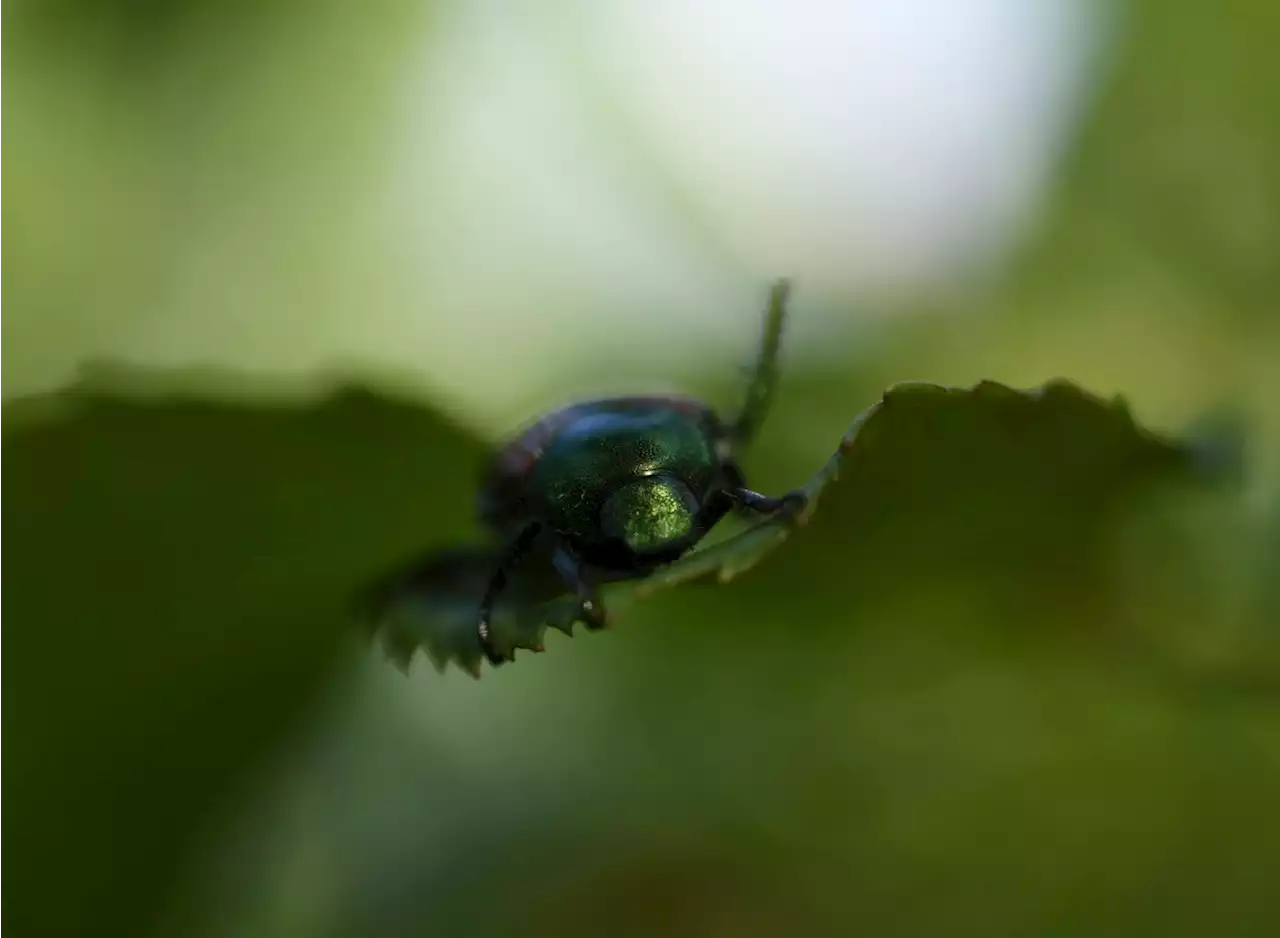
[[601, 476, 699, 554]]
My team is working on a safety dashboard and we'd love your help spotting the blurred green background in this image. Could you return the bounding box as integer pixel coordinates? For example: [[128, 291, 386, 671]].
[[4, 1, 1279, 936]]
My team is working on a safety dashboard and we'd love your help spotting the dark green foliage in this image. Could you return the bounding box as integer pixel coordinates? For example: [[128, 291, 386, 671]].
[[2, 367, 1271, 938], [2, 373, 487, 938]]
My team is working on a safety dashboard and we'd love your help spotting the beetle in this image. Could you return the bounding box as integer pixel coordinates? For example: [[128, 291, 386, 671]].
[[468, 279, 807, 665]]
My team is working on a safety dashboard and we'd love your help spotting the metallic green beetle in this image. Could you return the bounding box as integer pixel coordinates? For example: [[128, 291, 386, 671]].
[[365, 280, 832, 673], [351, 279, 799, 669], [469, 280, 805, 665]]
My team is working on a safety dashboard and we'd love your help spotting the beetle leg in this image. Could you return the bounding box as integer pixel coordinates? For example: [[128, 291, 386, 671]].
[[550, 543, 610, 631], [728, 278, 790, 451], [725, 487, 808, 518], [477, 522, 542, 664]]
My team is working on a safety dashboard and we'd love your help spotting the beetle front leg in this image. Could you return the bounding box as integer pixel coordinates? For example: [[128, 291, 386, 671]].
[[725, 486, 808, 519], [477, 522, 543, 665], [550, 543, 610, 631]]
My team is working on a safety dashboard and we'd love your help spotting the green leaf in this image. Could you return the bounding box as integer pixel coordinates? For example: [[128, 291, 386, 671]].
[[2, 370, 488, 938], [367, 378, 1239, 675]]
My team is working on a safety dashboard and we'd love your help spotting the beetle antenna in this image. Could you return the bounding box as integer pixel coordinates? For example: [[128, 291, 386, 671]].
[[729, 278, 790, 450]]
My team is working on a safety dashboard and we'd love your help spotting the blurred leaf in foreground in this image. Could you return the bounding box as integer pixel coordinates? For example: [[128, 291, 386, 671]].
[[3, 365, 1272, 938], [274, 374, 1276, 938], [3, 369, 487, 938]]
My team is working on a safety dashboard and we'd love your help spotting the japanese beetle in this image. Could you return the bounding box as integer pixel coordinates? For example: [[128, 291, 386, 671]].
[[464, 280, 806, 665], [470, 279, 806, 664]]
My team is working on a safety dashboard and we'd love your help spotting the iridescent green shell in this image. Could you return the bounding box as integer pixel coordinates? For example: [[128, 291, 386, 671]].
[[479, 395, 726, 549]]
